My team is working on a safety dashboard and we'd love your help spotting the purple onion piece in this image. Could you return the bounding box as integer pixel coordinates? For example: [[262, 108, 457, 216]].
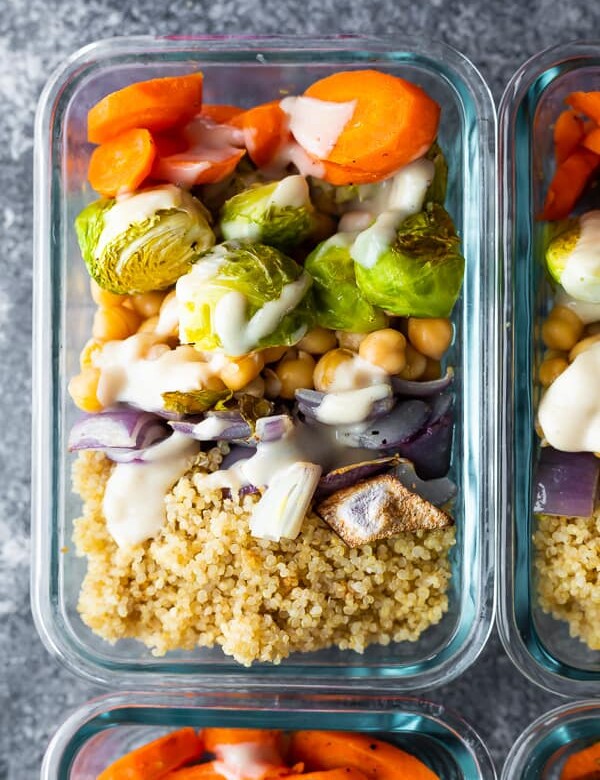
[[392, 460, 457, 507], [169, 417, 251, 441], [533, 447, 600, 517], [341, 400, 431, 449], [392, 368, 454, 397], [221, 484, 260, 500], [68, 410, 169, 452], [221, 446, 254, 469], [255, 414, 294, 442], [316, 456, 400, 499], [394, 412, 454, 480], [295, 388, 395, 423]]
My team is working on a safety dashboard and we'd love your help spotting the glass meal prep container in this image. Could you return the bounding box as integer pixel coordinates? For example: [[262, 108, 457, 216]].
[[499, 40, 600, 697], [41, 691, 496, 779], [32, 35, 496, 689], [502, 700, 600, 779]]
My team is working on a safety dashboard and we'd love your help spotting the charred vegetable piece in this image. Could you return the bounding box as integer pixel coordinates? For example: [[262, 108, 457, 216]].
[[316, 474, 453, 547], [162, 389, 233, 415], [533, 446, 600, 517], [316, 456, 401, 499]]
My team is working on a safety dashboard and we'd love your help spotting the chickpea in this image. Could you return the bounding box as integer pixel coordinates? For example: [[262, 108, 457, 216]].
[[264, 367, 282, 398], [137, 315, 160, 334], [89, 278, 127, 308], [569, 333, 600, 362], [275, 353, 316, 399], [261, 345, 288, 364], [586, 322, 600, 336], [156, 290, 179, 339], [93, 305, 141, 341], [541, 305, 584, 351], [543, 348, 566, 361], [313, 348, 355, 393], [336, 331, 367, 352], [422, 358, 442, 381], [146, 343, 171, 361], [220, 353, 265, 391], [407, 318, 453, 361], [298, 326, 337, 355], [243, 375, 266, 398], [68, 368, 103, 412], [130, 290, 167, 319], [359, 328, 407, 374], [539, 356, 569, 386], [397, 344, 427, 380], [79, 338, 104, 371]]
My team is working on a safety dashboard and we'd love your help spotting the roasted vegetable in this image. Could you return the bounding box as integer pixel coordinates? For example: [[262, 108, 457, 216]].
[[546, 212, 600, 302]]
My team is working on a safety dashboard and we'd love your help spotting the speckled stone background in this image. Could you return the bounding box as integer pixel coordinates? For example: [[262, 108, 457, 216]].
[[2, 1, 600, 777]]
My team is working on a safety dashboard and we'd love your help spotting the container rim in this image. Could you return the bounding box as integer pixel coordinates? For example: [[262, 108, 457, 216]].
[[501, 699, 600, 779], [31, 33, 497, 690], [497, 38, 600, 697], [41, 690, 497, 780]]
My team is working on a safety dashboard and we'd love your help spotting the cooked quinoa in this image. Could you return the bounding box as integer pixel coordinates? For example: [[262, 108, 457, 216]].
[[72, 449, 455, 666], [534, 511, 600, 650]]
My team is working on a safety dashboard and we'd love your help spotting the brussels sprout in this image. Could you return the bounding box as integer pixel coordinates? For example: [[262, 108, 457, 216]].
[[546, 213, 600, 302], [424, 142, 448, 205], [352, 203, 465, 318], [219, 174, 316, 250], [200, 158, 268, 215], [305, 233, 387, 332], [177, 241, 314, 355], [75, 185, 215, 294], [309, 178, 360, 216]]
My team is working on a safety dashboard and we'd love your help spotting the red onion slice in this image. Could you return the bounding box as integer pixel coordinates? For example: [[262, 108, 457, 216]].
[[392, 368, 454, 397], [533, 447, 599, 517], [68, 410, 169, 453]]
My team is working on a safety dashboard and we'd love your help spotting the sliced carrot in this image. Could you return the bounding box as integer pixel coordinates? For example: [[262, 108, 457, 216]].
[[560, 740, 600, 780], [289, 731, 439, 780], [152, 147, 245, 186], [98, 727, 203, 780], [540, 147, 600, 221], [229, 101, 288, 167], [566, 91, 600, 125], [201, 104, 243, 124], [88, 73, 204, 144], [303, 70, 439, 178], [286, 771, 368, 780], [318, 160, 386, 186], [152, 131, 189, 158], [204, 728, 281, 750], [164, 761, 226, 779], [87, 127, 156, 196], [554, 109, 585, 164], [582, 126, 600, 155]]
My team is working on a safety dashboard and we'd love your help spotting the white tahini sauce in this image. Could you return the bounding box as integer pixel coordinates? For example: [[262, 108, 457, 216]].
[[338, 211, 374, 233], [315, 384, 392, 425], [538, 341, 600, 452], [561, 210, 600, 302], [329, 353, 390, 392], [268, 174, 310, 209], [261, 140, 326, 179], [280, 95, 356, 159], [213, 742, 282, 780], [96, 334, 220, 412], [95, 185, 183, 258], [351, 211, 403, 269], [103, 432, 200, 548], [556, 286, 600, 325], [213, 273, 311, 356]]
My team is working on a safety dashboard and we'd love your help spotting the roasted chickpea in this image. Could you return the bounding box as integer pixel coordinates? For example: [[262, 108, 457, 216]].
[[275, 353, 316, 399], [397, 344, 427, 380], [539, 356, 569, 386], [569, 333, 600, 362], [137, 315, 160, 334], [298, 326, 337, 355], [335, 331, 367, 352], [220, 353, 265, 391], [542, 305, 584, 351], [89, 278, 127, 308], [313, 348, 355, 392], [407, 317, 453, 361], [130, 290, 167, 319], [261, 345, 288, 363], [264, 367, 282, 398], [421, 358, 442, 381], [359, 328, 407, 374], [587, 322, 600, 336], [92, 305, 141, 341], [79, 338, 104, 371], [68, 368, 103, 412]]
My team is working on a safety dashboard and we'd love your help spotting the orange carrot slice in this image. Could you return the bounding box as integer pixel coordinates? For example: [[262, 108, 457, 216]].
[[152, 131, 189, 158], [318, 160, 386, 186], [87, 127, 156, 196], [303, 70, 440, 178], [97, 727, 203, 780], [560, 740, 600, 779], [582, 126, 600, 155], [286, 771, 369, 780], [566, 91, 600, 125], [540, 147, 600, 221], [289, 731, 440, 780], [201, 104, 244, 124], [88, 73, 204, 144], [152, 147, 245, 186], [554, 109, 585, 164], [164, 761, 227, 779], [229, 101, 288, 167], [204, 728, 283, 752]]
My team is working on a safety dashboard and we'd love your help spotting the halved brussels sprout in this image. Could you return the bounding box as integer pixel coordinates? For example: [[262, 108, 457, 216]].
[[177, 241, 314, 355], [75, 185, 215, 294], [546, 212, 600, 302], [219, 174, 316, 250], [352, 203, 465, 318], [305, 233, 387, 332]]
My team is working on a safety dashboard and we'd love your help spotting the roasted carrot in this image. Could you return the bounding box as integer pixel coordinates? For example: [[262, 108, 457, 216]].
[[164, 761, 227, 779], [152, 131, 189, 158], [289, 731, 439, 780], [87, 127, 156, 197], [88, 73, 204, 144], [97, 727, 203, 780], [554, 109, 585, 164], [152, 147, 245, 187], [566, 91, 600, 125], [582, 126, 600, 155], [560, 740, 600, 780], [230, 101, 288, 167], [303, 70, 440, 180], [317, 160, 385, 186], [286, 770, 369, 780], [540, 147, 600, 221], [201, 104, 243, 124]]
